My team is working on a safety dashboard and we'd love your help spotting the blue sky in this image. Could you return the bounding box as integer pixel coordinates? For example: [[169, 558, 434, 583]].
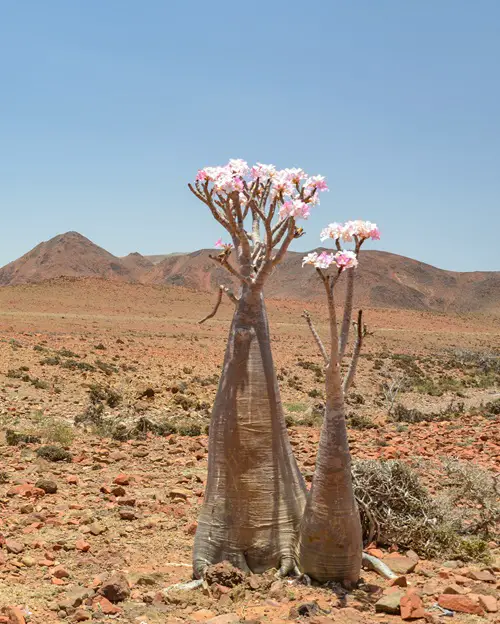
[[1, 1, 499, 271]]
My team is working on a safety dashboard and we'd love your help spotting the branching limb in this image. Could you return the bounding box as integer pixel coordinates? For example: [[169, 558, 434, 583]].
[[302, 310, 328, 364], [188, 183, 230, 231], [198, 285, 239, 324], [343, 310, 363, 393]]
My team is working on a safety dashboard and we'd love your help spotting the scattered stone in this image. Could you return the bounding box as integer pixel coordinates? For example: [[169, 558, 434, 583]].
[[75, 540, 91, 552], [375, 591, 404, 614], [35, 478, 58, 494], [442, 584, 464, 595], [205, 561, 247, 588], [92, 596, 121, 615], [205, 615, 240, 624], [58, 587, 94, 610], [52, 564, 70, 578], [5, 540, 24, 555], [400, 591, 426, 620], [73, 608, 91, 622], [1, 606, 26, 624], [99, 572, 130, 603], [113, 474, 130, 485], [119, 508, 137, 520], [297, 602, 320, 617], [477, 594, 498, 613], [466, 569, 496, 583], [384, 555, 417, 575], [88, 522, 106, 536], [437, 594, 484, 615]]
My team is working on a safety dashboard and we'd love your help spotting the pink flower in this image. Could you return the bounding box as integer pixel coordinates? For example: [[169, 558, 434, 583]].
[[228, 159, 249, 176], [302, 251, 335, 269], [341, 220, 380, 241], [279, 199, 311, 220], [214, 238, 224, 248], [320, 222, 343, 242], [250, 162, 277, 181], [196, 169, 208, 181], [306, 175, 329, 193], [315, 251, 336, 269], [302, 252, 319, 267], [334, 250, 358, 269]]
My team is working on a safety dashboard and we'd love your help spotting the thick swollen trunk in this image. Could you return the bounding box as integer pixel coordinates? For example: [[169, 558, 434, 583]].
[[193, 286, 306, 578], [297, 368, 362, 585]]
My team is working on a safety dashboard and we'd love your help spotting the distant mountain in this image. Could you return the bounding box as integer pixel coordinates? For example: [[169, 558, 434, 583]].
[[1, 232, 499, 314], [143, 248, 500, 314], [0, 232, 136, 285]]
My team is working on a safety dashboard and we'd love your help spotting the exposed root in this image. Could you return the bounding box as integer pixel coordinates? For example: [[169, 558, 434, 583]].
[[162, 579, 204, 594], [361, 552, 397, 580]]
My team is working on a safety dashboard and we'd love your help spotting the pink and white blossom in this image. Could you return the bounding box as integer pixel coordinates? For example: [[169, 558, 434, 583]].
[[320, 222, 344, 242], [315, 251, 336, 269], [302, 252, 319, 267], [279, 199, 311, 220], [334, 250, 358, 269], [306, 175, 329, 193]]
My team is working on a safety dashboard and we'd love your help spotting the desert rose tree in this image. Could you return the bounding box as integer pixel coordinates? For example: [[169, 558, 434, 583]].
[[297, 221, 380, 585], [188, 159, 328, 578]]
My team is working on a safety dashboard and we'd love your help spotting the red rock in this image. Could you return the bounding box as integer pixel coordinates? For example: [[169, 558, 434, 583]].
[[67, 475, 78, 484], [1, 606, 26, 624], [383, 555, 417, 575], [52, 564, 70, 578], [466, 569, 496, 583], [75, 540, 90, 552], [400, 591, 426, 620], [113, 474, 130, 485], [366, 548, 385, 558], [92, 596, 121, 615], [52, 577, 66, 585], [184, 521, 198, 535], [477, 594, 497, 613], [437, 594, 484, 615], [390, 576, 408, 587]]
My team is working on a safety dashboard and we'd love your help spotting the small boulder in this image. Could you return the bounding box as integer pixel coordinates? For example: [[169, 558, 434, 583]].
[[99, 572, 130, 603], [375, 591, 404, 614], [437, 594, 484, 615], [35, 479, 58, 494]]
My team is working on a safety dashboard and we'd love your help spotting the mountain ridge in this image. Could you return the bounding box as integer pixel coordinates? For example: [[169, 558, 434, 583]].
[[0, 232, 498, 314]]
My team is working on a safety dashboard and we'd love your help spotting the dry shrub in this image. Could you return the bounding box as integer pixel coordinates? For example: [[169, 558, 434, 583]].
[[352, 459, 497, 561]]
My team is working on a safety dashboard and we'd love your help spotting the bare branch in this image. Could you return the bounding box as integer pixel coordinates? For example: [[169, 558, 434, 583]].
[[318, 268, 340, 365], [339, 268, 355, 361], [199, 285, 224, 324], [198, 285, 239, 324], [302, 310, 328, 364], [272, 219, 295, 267], [343, 310, 363, 393], [208, 253, 251, 285]]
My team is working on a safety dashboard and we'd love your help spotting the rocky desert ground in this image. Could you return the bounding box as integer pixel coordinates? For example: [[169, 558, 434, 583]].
[[0, 278, 498, 624]]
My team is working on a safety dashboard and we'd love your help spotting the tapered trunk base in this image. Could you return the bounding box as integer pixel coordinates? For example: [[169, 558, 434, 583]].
[[193, 289, 306, 578], [297, 400, 363, 585]]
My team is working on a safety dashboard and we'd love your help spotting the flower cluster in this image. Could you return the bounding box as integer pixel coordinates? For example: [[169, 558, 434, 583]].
[[195, 159, 328, 220], [302, 250, 358, 270], [320, 220, 380, 243]]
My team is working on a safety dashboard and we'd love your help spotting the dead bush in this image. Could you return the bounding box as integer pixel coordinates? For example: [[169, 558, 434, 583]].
[[352, 459, 495, 561]]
